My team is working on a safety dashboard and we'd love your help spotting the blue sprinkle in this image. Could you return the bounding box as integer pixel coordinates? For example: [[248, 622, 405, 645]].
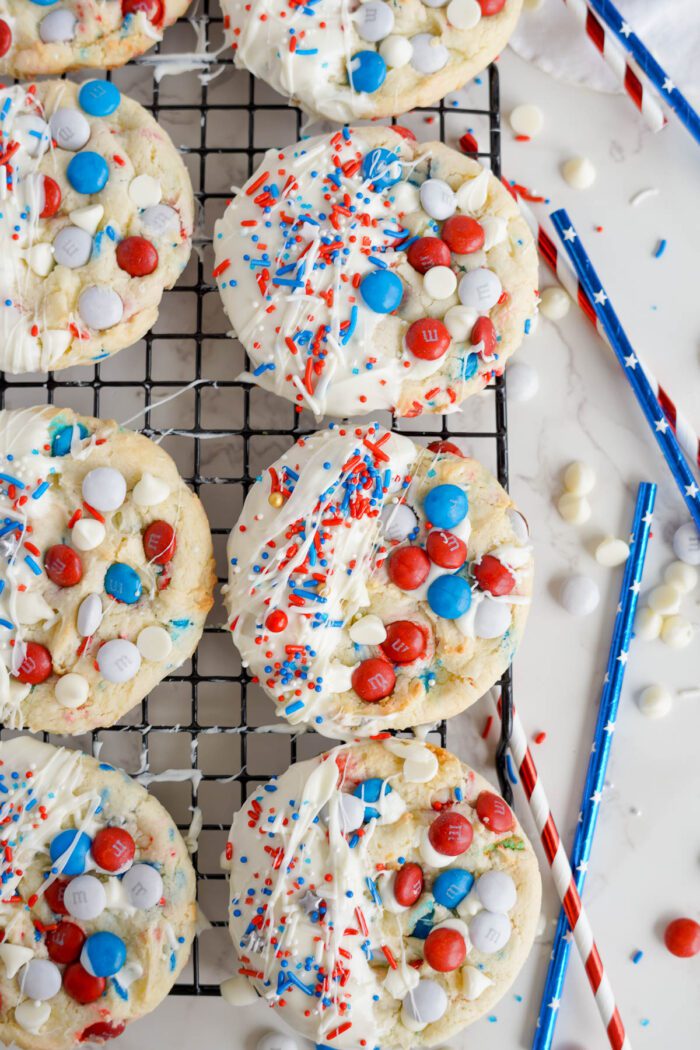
[[653, 239, 667, 258]]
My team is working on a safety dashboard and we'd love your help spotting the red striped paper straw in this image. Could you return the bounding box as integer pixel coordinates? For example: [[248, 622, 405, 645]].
[[559, 0, 666, 131], [493, 693, 632, 1050], [507, 185, 700, 474]]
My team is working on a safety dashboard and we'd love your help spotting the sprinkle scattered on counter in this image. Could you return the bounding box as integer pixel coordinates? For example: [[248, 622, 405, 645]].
[[653, 238, 667, 258]]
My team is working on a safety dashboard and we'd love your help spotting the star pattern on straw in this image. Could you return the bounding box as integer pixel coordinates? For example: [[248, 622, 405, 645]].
[[686, 482, 699, 498], [655, 417, 670, 432], [591, 790, 603, 804], [604, 721, 617, 733], [576, 861, 588, 874], [617, 650, 628, 665], [624, 353, 638, 369], [630, 581, 641, 594], [642, 512, 654, 525], [663, 77, 675, 93], [593, 289, 608, 305], [548, 998, 561, 1012], [562, 227, 577, 242], [620, 21, 631, 37]]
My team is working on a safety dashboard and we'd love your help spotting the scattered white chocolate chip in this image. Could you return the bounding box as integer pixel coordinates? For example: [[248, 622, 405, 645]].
[[647, 584, 681, 616], [69, 204, 104, 235], [137, 625, 173, 662], [445, 0, 481, 30], [560, 574, 600, 616], [402, 744, 439, 784], [563, 461, 596, 495], [664, 560, 697, 594], [634, 606, 662, 641], [132, 472, 170, 507], [0, 943, 34, 979], [27, 243, 54, 277], [379, 35, 413, 69], [637, 684, 673, 719], [506, 361, 539, 402], [220, 975, 259, 1006], [444, 304, 477, 341], [16, 592, 55, 625], [660, 615, 694, 650], [71, 518, 106, 551], [14, 1000, 51, 1035], [423, 265, 457, 300], [595, 536, 630, 567], [539, 285, 571, 320], [55, 673, 89, 709], [509, 104, 544, 137], [129, 174, 162, 209], [460, 964, 494, 1000], [557, 492, 591, 525], [562, 156, 597, 189], [349, 614, 387, 646]]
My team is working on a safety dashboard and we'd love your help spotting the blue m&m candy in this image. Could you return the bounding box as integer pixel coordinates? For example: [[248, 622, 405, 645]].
[[51, 422, 88, 456], [427, 574, 472, 619], [353, 777, 392, 821], [104, 563, 142, 605], [361, 148, 402, 191], [79, 80, 121, 117], [81, 931, 127, 977], [67, 151, 109, 195], [348, 50, 387, 93], [424, 484, 468, 529], [432, 868, 474, 909], [360, 269, 403, 314], [29, 0, 59, 6], [50, 829, 92, 875]]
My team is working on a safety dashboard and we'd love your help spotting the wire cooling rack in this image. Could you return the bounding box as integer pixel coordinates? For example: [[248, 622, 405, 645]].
[[1, 5, 513, 996]]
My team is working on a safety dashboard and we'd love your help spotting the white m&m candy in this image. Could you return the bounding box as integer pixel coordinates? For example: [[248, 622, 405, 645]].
[[458, 268, 502, 313], [39, 9, 77, 42], [469, 909, 511, 953], [356, 1, 394, 42], [78, 286, 123, 330], [447, 0, 481, 29], [141, 204, 179, 236], [122, 863, 163, 909], [672, 522, 700, 565], [401, 978, 448, 1028], [53, 226, 93, 269], [82, 467, 126, 512], [381, 502, 417, 541], [19, 959, 62, 1001], [419, 178, 456, 221], [64, 875, 106, 920], [97, 639, 142, 683], [49, 108, 90, 152], [77, 593, 103, 636], [474, 595, 511, 638], [255, 1034, 298, 1050], [410, 34, 449, 75], [476, 870, 517, 913], [560, 574, 600, 616]]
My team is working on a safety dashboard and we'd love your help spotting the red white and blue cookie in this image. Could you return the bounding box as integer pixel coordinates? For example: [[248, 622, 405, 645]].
[[221, 0, 522, 122], [0, 405, 215, 735], [0, 80, 193, 374], [225, 739, 541, 1048], [0, 736, 196, 1049], [213, 127, 537, 419], [0, 0, 190, 79], [224, 423, 532, 737]]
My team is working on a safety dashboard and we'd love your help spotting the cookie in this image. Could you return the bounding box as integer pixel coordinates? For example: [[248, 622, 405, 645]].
[[0, 80, 194, 375], [0, 0, 190, 79], [0, 736, 196, 1050], [225, 739, 541, 1048], [223, 423, 532, 738], [0, 405, 216, 735], [221, 0, 522, 122], [213, 126, 537, 420]]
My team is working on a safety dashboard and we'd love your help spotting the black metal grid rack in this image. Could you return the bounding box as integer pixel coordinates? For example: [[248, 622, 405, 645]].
[[1, 5, 512, 996]]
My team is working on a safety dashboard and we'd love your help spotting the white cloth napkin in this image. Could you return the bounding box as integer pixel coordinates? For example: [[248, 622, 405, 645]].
[[510, 0, 699, 103]]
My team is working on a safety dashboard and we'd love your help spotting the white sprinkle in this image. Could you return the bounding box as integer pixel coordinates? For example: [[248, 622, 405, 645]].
[[630, 188, 659, 207]]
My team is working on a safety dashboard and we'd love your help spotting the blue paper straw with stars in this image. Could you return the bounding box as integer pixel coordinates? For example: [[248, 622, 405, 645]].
[[586, 0, 700, 147], [550, 209, 700, 533], [533, 481, 656, 1050]]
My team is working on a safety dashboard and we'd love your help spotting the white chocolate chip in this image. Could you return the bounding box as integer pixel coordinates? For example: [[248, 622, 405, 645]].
[[0, 944, 34, 980], [27, 243, 54, 277], [660, 614, 694, 649], [423, 265, 457, 300], [379, 35, 413, 69], [539, 286, 571, 320], [648, 584, 681, 616], [443, 305, 477, 341], [557, 492, 591, 524], [506, 361, 539, 402], [132, 471, 170, 507], [349, 614, 387, 646], [634, 606, 662, 641], [595, 536, 630, 567], [563, 461, 596, 495], [129, 174, 162, 209], [55, 673, 89, 709], [219, 975, 259, 1006], [69, 204, 104, 235], [71, 518, 106, 551], [14, 1000, 51, 1035], [562, 156, 597, 189], [637, 684, 673, 719], [446, 0, 481, 30], [664, 561, 697, 594], [509, 104, 544, 137], [137, 625, 173, 662], [559, 574, 600, 616]]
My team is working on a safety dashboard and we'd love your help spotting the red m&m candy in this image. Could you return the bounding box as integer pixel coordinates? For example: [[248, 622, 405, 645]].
[[479, 0, 507, 14], [476, 790, 515, 833], [381, 621, 426, 664], [44, 877, 70, 915], [473, 555, 515, 596], [16, 642, 53, 685], [427, 440, 464, 458], [116, 236, 159, 277], [405, 318, 451, 361], [664, 918, 700, 958], [424, 927, 468, 972], [79, 1022, 126, 1043], [46, 922, 86, 965], [471, 316, 497, 356], [40, 176, 62, 219], [143, 520, 176, 565], [266, 610, 288, 633], [459, 132, 479, 156], [0, 20, 12, 58], [63, 963, 106, 1005], [121, 0, 165, 25], [92, 827, 135, 872], [387, 546, 430, 590], [441, 215, 485, 255], [407, 237, 450, 275], [394, 862, 424, 906], [428, 811, 473, 856], [45, 544, 83, 587], [351, 658, 395, 702], [391, 126, 416, 141], [426, 529, 467, 569]]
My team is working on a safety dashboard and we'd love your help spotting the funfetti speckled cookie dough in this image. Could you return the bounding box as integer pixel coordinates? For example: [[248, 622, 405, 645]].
[[0, 406, 216, 735], [223, 423, 533, 738], [213, 127, 538, 420], [225, 740, 541, 1049], [0, 736, 196, 1050], [221, 0, 522, 122], [0, 80, 194, 375], [0, 0, 190, 79]]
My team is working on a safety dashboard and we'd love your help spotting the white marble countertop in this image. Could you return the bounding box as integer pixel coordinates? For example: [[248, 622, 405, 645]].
[[67, 36, 700, 1050]]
